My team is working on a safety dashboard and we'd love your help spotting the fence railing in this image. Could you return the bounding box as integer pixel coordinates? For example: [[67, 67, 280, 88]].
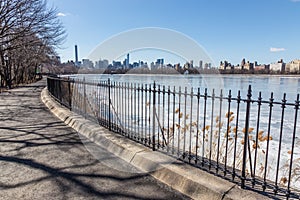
[[47, 76, 300, 199]]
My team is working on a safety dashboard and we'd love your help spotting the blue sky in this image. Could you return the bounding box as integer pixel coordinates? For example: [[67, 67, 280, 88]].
[[48, 0, 300, 66]]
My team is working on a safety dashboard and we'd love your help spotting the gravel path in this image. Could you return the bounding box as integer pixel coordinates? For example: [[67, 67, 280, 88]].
[[0, 79, 190, 200]]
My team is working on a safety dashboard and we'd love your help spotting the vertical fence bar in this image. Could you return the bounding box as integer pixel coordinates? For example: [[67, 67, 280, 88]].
[[102, 81, 105, 125], [263, 92, 274, 191], [145, 84, 148, 144], [80, 79, 83, 116], [77, 80, 80, 113], [137, 84, 140, 141], [122, 83, 125, 134], [232, 90, 241, 181], [209, 89, 215, 168], [74, 79, 77, 113], [104, 81, 107, 126], [134, 83, 137, 139], [189, 87, 193, 163], [92, 80, 95, 122], [195, 88, 200, 164], [96, 82, 99, 123], [225, 90, 232, 176], [148, 84, 152, 146], [83, 77, 87, 119], [97, 82, 100, 124], [58, 78, 62, 104], [68, 77, 72, 110], [287, 94, 299, 198], [127, 83, 130, 136], [216, 89, 222, 173], [177, 87, 182, 157], [157, 84, 161, 149], [183, 87, 187, 159], [113, 82, 116, 131], [274, 93, 286, 194], [172, 86, 176, 155], [108, 79, 111, 131], [252, 92, 262, 186], [118, 83, 122, 134], [241, 85, 252, 188], [141, 84, 144, 142], [167, 86, 170, 153], [162, 85, 166, 149], [130, 83, 133, 137], [202, 88, 208, 167], [152, 82, 156, 151]]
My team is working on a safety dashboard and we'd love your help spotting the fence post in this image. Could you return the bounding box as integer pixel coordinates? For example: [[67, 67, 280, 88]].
[[58, 77, 62, 104], [241, 85, 252, 188], [152, 82, 156, 151], [46, 77, 49, 90], [68, 77, 72, 110], [108, 78, 112, 131], [83, 77, 87, 118]]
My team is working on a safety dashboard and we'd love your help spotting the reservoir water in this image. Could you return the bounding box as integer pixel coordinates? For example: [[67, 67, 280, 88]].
[[76, 74, 300, 102]]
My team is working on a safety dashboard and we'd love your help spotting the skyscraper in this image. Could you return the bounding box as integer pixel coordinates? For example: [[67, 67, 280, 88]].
[[126, 53, 129, 67], [156, 58, 164, 65], [75, 45, 79, 66], [199, 60, 203, 69]]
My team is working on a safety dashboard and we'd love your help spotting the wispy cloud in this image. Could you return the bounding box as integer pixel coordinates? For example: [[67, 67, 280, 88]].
[[57, 12, 69, 17], [270, 47, 286, 52], [291, 0, 300, 2]]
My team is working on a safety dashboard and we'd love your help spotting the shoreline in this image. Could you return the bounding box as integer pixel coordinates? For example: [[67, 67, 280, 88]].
[[65, 73, 300, 78]]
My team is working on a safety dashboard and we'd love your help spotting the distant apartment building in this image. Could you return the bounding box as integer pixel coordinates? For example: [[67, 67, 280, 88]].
[[155, 58, 164, 67], [243, 61, 254, 70], [183, 62, 189, 69], [199, 60, 203, 69], [174, 63, 181, 70], [235, 65, 242, 70], [95, 59, 109, 69], [270, 59, 285, 72], [285, 60, 300, 73], [132, 62, 139, 68], [151, 58, 164, 69], [219, 60, 231, 70], [82, 59, 94, 68], [204, 63, 209, 69], [112, 61, 122, 68], [190, 60, 194, 68], [254, 64, 267, 71]]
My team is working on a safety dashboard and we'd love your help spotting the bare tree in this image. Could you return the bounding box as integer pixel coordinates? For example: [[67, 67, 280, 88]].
[[0, 0, 66, 88]]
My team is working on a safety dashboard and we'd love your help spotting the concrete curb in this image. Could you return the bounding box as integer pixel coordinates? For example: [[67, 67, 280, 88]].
[[41, 88, 269, 200]]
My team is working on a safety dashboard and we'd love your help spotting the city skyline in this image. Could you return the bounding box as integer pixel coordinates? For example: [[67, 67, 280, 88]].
[[48, 0, 300, 65], [73, 45, 297, 70], [74, 46, 213, 69]]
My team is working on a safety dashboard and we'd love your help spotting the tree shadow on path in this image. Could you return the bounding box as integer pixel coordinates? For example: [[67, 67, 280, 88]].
[[0, 79, 189, 199]]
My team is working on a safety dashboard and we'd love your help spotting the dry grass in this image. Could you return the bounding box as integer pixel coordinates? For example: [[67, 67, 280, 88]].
[[164, 109, 299, 185]]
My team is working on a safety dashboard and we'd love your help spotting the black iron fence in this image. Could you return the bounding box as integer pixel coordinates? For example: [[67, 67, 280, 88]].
[[47, 76, 300, 199]]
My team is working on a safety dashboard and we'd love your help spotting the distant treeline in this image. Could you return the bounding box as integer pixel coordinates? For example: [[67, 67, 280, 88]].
[[59, 66, 221, 75], [53, 65, 300, 76]]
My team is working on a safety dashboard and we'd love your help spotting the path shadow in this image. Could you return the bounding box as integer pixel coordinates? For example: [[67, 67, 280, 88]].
[[0, 120, 185, 199], [0, 79, 189, 199]]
